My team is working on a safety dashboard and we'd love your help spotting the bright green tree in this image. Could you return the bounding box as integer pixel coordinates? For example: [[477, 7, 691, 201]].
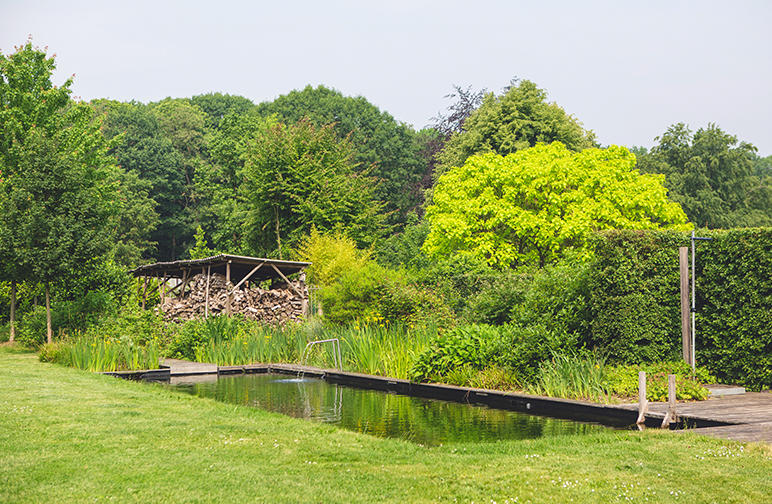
[[434, 80, 597, 180], [241, 118, 385, 258], [0, 41, 121, 342], [423, 143, 691, 269], [637, 123, 772, 228]]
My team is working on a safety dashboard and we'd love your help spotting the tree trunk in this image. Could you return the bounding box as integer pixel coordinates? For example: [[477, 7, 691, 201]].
[[9, 280, 16, 343], [45, 282, 52, 344]]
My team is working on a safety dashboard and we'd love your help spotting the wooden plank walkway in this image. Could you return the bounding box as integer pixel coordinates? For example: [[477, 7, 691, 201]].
[[616, 391, 772, 444]]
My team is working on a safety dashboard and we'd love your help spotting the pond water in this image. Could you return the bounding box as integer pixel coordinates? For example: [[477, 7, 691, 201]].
[[169, 373, 610, 445]]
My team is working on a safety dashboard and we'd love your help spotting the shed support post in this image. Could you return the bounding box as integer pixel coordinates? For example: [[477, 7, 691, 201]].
[[226, 261, 232, 317], [205, 266, 211, 319]]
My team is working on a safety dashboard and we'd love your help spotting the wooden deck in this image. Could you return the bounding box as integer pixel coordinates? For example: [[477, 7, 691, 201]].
[[616, 391, 772, 444]]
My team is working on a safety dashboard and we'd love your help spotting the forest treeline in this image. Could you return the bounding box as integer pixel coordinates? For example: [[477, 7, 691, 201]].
[[3, 41, 772, 392]]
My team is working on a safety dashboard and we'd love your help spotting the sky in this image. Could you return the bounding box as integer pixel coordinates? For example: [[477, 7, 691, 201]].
[[2, 0, 771, 156]]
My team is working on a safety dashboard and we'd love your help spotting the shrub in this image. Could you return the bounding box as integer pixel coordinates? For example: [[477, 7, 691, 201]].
[[293, 227, 371, 287], [410, 324, 506, 381], [606, 361, 715, 401]]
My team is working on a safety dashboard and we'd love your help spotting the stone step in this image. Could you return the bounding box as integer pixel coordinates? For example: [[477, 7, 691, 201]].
[[706, 384, 746, 397]]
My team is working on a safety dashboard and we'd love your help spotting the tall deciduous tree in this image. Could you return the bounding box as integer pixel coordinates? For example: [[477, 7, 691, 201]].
[[241, 118, 385, 258], [423, 143, 690, 269], [95, 99, 190, 261], [637, 123, 772, 228], [255, 85, 428, 226], [0, 41, 120, 342], [434, 80, 597, 181]]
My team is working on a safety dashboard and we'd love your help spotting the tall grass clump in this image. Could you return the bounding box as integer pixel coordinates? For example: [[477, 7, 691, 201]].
[[40, 332, 162, 372], [192, 321, 307, 366], [332, 322, 438, 379], [527, 352, 609, 402]]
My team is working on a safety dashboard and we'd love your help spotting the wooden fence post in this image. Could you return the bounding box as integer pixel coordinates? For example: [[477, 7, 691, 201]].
[[637, 371, 648, 425], [662, 374, 677, 428]]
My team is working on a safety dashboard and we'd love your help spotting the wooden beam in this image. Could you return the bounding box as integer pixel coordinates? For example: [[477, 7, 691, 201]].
[[679, 247, 692, 366], [231, 262, 265, 291], [205, 265, 211, 319], [226, 260, 232, 317], [178, 269, 190, 299], [269, 263, 304, 298], [141, 277, 148, 310]]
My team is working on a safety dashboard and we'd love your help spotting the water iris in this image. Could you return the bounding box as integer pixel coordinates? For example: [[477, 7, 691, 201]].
[[169, 373, 609, 445]]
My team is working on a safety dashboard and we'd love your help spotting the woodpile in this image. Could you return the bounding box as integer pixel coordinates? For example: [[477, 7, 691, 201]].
[[159, 273, 306, 324]]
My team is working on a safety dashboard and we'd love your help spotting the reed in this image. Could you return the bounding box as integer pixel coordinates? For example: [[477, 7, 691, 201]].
[[527, 352, 610, 403], [42, 333, 162, 372]]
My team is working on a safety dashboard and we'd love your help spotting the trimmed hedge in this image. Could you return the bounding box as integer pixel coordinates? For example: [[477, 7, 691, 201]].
[[586, 228, 772, 391], [698, 229, 772, 389]]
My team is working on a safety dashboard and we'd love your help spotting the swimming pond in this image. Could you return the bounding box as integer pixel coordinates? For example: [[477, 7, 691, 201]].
[[168, 373, 611, 445]]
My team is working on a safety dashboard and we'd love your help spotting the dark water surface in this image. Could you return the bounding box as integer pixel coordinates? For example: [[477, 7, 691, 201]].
[[169, 373, 609, 445]]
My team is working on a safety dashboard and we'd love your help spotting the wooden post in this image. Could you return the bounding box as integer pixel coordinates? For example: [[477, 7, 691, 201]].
[[662, 374, 677, 428], [45, 282, 52, 345], [162, 271, 167, 307], [205, 265, 211, 319], [226, 260, 232, 317], [141, 277, 148, 309], [179, 269, 190, 299], [637, 371, 648, 425], [9, 280, 16, 343], [679, 247, 692, 366]]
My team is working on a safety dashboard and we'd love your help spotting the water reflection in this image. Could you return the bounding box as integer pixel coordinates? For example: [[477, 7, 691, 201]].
[[169, 373, 608, 445]]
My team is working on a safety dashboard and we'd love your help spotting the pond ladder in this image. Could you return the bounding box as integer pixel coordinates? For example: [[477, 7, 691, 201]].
[[300, 338, 343, 376]]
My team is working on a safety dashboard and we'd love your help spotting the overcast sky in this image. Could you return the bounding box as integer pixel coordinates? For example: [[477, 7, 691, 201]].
[[2, 0, 770, 155]]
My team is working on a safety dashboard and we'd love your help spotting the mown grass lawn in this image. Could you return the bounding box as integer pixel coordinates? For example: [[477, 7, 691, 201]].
[[1, 345, 771, 504]]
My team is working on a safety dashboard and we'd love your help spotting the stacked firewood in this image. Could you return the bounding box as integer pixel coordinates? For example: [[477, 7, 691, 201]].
[[159, 273, 306, 324]]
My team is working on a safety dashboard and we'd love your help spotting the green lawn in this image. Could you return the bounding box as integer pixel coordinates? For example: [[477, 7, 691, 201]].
[[1, 345, 771, 503]]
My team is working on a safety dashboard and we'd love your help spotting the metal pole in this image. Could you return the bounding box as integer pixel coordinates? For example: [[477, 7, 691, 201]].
[[691, 231, 696, 371], [690, 232, 713, 372]]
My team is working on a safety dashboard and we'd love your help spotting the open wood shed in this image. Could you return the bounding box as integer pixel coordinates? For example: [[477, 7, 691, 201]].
[[131, 254, 311, 323]]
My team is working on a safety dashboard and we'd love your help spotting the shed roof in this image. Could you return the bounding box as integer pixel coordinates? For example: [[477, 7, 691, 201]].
[[130, 254, 310, 284]]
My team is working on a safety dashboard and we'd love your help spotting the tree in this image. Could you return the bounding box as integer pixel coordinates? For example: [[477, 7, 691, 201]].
[[434, 80, 597, 180], [423, 143, 690, 269], [637, 123, 772, 228], [255, 85, 428, 227], [196, 113, 277, 253], [95, 99, 191, 261], [241, 118, 385, 258], [189, 92, 255, 129], [0, 41, 120, 342]]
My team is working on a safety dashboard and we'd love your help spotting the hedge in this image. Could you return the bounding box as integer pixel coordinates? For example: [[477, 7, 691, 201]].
[[586, 229, 772, 390]]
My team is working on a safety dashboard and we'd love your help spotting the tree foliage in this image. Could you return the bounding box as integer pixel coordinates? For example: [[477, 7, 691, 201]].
[[0, 41, 122, 341], [637, 123, 772, 228], [95, 99, 194, 261], [434, 80, 597, 180], [424, 142, 690, 269], [255, 85, 428, 226], [241, 118, 385, 258]]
